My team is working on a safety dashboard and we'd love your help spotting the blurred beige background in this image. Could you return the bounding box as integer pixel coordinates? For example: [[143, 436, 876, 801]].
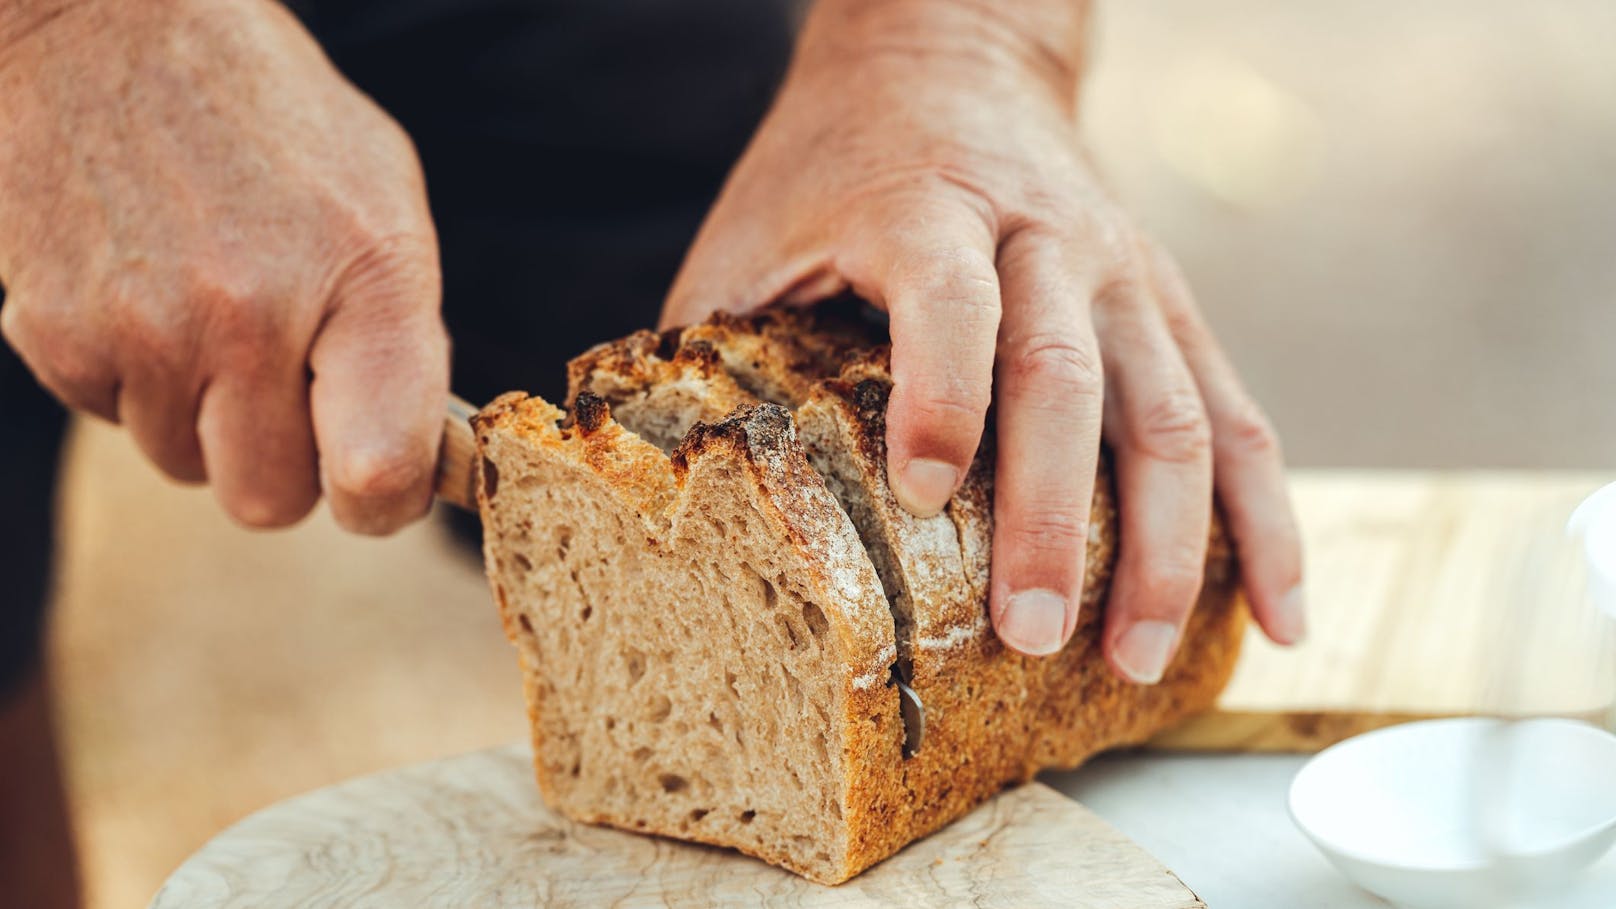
[[1085, 0, 1616, 468], [43, 2, 1615, 907]]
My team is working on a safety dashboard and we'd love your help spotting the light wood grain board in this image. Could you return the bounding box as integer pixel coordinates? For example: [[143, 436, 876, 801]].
[[148, 745, 1203, 909], [1157, 470, 1616, 751]]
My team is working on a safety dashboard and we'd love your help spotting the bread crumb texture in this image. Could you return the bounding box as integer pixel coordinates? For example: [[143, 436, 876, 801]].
[[473, 300, 1246, 884]]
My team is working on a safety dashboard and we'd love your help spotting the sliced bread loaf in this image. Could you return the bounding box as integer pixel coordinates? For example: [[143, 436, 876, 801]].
[[473, 302, 1246, 884]]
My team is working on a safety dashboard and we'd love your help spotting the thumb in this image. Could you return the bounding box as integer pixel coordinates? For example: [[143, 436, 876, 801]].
[[309, 239, 448, 535]]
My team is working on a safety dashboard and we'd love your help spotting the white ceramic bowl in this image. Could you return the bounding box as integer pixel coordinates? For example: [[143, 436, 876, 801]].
[[1568, 480, 1616, 618], [1289, 717, 1616, 908]]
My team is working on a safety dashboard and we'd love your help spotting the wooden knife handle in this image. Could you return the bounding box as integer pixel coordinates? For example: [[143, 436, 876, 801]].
[[435, 394, 480, 512]]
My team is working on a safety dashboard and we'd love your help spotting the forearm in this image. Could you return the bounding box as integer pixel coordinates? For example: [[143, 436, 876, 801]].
[[796, 0, 1093, 110]]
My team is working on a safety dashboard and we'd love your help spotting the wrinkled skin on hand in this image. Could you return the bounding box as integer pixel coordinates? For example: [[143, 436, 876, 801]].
[[0, 0, 447, 534], [664, 1, 1305, 678]]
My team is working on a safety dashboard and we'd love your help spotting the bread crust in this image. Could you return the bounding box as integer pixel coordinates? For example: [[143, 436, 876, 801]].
[[475, 302, 1247, 884]]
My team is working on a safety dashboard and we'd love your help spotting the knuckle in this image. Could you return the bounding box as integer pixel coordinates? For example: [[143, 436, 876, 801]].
[[1144, 238, 1192, 295], [899, 376, 991, 427], [1221, 402, 1281, 458], [1133, 389, 1212, 464], [194, 281, 280, 344], [0, 299, 23, 345], [25, 335, 108, 398], [1092, 255, 1148, 311], [897, 246, 999, 299], [1072, 210, 1142, 267], [329, 446, 430, 504], [176, 261, 300, 340], [1133, 560, 1208, 610], [1004, 334, 1104, 401], [1160, 299, 1207, 344], [111, 296, 192, 375], [0, 296, 50, 354], [336, 231, 440, 299], [1004, 506, 1091, 558]]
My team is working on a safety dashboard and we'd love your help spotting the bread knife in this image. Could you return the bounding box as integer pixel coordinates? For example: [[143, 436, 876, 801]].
[[433, 395, 928, 754], [434, 394, 480, 511]]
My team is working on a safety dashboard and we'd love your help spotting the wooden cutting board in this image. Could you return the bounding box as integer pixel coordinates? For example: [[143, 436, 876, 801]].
[[143, 470, 1605, 906], [149, 745, 1204, 909], [1154, 470, 1616, 752]]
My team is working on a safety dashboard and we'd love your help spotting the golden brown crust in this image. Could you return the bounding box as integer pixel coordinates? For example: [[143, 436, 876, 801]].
[[478, 303, 1247, 884]]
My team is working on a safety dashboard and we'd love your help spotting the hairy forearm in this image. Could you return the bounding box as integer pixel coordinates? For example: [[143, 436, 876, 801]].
[[796, 0, 1093, 110]]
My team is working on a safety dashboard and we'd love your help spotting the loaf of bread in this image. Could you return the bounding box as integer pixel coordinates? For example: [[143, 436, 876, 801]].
[[471, 302, 1246, 884]]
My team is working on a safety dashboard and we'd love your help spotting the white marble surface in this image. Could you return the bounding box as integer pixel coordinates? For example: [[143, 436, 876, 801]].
[[1047, 752, 1616, 908]]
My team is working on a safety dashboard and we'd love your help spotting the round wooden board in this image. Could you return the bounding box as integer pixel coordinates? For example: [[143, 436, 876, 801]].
[[149, 744, 1203, 908]]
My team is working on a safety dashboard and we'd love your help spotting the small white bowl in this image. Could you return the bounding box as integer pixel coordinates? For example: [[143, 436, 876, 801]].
[[1289, 717, 1616, 908]]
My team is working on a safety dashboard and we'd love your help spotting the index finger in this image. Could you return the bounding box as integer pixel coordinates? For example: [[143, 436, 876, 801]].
[[848, 198, 1002, 519]]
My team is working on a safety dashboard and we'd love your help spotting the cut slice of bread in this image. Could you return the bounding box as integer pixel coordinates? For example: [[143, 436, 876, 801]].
[[473, 302, 1247, 884]]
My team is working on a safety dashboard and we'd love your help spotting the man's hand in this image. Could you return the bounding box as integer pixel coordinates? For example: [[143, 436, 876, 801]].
[[663, 0, 1305, 680], [0, 0, 446, 534]]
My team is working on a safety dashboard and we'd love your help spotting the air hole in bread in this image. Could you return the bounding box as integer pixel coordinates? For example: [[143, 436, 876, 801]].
[[761, 575, 778, 610], [604, 716, 616, 731], [801, 602, 828, 637], [776, 614, 801, 650], [647, 694, 672, 722], [707, 712, 723, 732], [690, 808, 710, 822], [631, 747, 652, 763], [625, 649, 647, 684], [513, 552, 534, 572], [657, 773, 688, 794], [724, 671, 740, 699], [555, 527, 572, 559], [517, 614, 534, 635], [569, 760, 581, 777], [739, 810, 757, 824], [481, 457, 499, 498]]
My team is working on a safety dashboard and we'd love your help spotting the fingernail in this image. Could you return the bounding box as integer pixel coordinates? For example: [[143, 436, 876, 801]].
[[1113, 620, 1178, 684], [999, 589, 1069, 656], [1271, 585, 1308, 645], [892, 458, 959, 517]]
